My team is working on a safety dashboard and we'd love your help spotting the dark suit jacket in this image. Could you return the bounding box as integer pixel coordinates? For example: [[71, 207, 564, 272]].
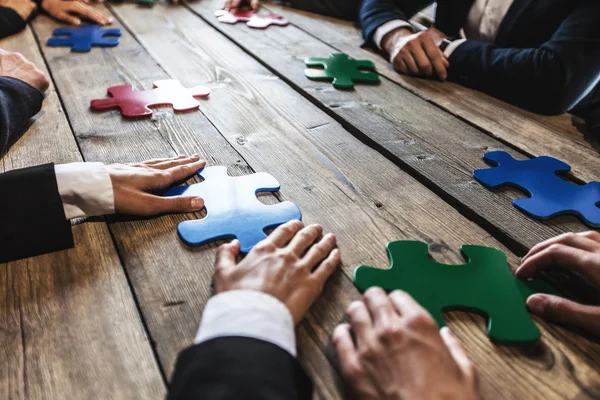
[[360, 0, 600, 115], [0, 77, 73, 263], [168, 337, 313, 400], [0, 6, 32, 39], [0, 163, 74, 263]]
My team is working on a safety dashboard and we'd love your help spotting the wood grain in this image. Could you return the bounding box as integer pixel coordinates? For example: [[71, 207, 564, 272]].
[[0, 27, 165, 399], [263, 2, 599, 183], [107, 3, 600, 398], [187, 0, 592, 256]]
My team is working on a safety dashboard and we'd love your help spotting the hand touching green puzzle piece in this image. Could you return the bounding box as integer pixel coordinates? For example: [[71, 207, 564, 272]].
[[354, 241, 558, 345]]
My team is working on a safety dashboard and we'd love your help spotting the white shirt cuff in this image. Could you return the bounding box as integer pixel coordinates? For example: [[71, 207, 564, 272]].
[[374, 20, 415, 50], [194, 290, 297, 357], [444, 38, 467, 57], [54, 162, 115, 220]]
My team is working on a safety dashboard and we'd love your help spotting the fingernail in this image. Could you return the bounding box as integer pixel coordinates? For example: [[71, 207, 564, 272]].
[[191, 198, 204, 209], [526, 295, 545, 313], [514, 266, 524, 278], [192, 154, 199, 159]]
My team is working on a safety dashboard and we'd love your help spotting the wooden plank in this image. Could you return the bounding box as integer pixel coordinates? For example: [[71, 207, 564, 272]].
[[106, 4, 600, 398], [29, 11, 338, 398], [187, 0, 592, 256], [0, 27, 165, 399], [263, 2, 599, 184]]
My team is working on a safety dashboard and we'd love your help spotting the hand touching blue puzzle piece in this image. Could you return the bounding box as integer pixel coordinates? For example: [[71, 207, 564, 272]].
[[47, 25, 121, 52], [165, 166, 302, 252], [473, 151, 600, 227]]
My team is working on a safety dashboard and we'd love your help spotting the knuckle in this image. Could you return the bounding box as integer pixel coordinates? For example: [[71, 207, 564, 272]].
[[376, 325, 403, 344], [547, 243, 565, 254], [255, 240, 276, 253], [406, 312, 436, 331], [358, 344, 379, 362]]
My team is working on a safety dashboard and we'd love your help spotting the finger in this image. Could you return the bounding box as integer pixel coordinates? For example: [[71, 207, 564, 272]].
[[346, 300, 374, 349], [69, 2, 112, 25], [400, 52, 419, 76], [151, 155, 202, 170], [527, 294, 600, 336], [142, 194, 204, 215], [389, 290, 427, 319], [231, 0, 240, 8], [302, 232, 337, 269], [522, 233, 600, 263], [364, 287, 397, 330], [58, 10, 81, 25], [250, 0, 259, 9], [158, 160, 206, 188], [311, 247, 341, 284], [440, 327, 476, 381], [443, 57, 450, 68], [266, 219, 304, 248], [515, 244, 599, 280], [287, 224, 323, 256], [333, 323, 361, 381], [410, 45, 434, 77], [215, 240, 240, 271], [143, 155, 189, 166], [394, 58, 408, 75], [422, 38, 447, 80]]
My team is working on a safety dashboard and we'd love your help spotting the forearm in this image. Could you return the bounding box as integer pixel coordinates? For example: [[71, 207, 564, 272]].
[[447, 41, 600, 115], [0, 76, 43, 152], [0, 6, 26, 39], [359, 0, 433, 46]]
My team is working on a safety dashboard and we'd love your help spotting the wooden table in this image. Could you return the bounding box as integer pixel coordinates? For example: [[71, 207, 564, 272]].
[[2, 2, 600, 398]]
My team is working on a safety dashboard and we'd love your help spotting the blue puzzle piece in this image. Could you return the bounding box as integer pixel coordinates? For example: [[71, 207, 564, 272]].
[[47, 25, 121, 52], [165, 166, 302, 252], [473, 150, 600, 227]]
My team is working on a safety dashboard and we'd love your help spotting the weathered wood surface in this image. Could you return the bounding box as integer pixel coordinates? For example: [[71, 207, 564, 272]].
[[0, 27, 165, 399], [263, 2, 599, 183], [188, 0, 592, 258], [5, 3, 599, 399], [103, 3, 600, 398]]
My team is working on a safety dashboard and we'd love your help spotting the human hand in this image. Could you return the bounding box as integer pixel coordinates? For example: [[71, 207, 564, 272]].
[[0, 49, 49, 93], [0, 0, 37, 20], [223, 0, 258, 11], [110, 155, 207, 216], [333, 288, 478, 400], [382, 27, 450, 81], [213, 220, 341, 324], [41, 0, 112, 26], [516, 231, 600, 336]]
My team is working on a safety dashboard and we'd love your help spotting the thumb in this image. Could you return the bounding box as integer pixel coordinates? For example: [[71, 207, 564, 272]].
[[527, 294, 600, 336], [440, 327, 477, 383], [146, 195, 204, 215], [215, 240, 241, 270]]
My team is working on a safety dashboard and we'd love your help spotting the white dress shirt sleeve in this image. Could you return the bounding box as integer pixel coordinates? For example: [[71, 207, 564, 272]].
[[444, 38, 468, 57], [194, 290, 297, 357], [374, 20, 415, 50], [54, 162, 115, 220]]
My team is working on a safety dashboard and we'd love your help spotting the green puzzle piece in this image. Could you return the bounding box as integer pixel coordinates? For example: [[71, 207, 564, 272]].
[[354, 241, 559, 345], [304, 53, 380, 89]]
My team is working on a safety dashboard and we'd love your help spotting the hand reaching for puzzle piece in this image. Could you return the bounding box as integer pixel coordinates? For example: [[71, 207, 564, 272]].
[[41, 0, 112, 26], [333, 288, 479, 400], [517, 231, 600, 337]]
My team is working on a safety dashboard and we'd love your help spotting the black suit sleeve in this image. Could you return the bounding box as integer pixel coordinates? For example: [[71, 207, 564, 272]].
[[447, 0, 600, 115], [0, 164, 73, 263], [0, 76, 44, 153], [168, 337, 313, 400], [0, 6, 26, 39]]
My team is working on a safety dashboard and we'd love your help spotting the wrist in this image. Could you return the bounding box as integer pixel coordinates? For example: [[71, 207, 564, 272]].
[[382, 27, 413, 56]]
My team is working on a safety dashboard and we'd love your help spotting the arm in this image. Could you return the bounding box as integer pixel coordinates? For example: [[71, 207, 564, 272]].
[[0, 156, 206, 263], [447, 0, 600, 115], [0, 76, 43, 152], [359, 0, 434, 46], [168, 221, 341, 400], [0, 0, 37, 39]]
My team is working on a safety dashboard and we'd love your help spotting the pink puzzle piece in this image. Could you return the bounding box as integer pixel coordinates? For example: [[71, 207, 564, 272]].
[[214, 9, 289, 29], [90, 79, 210, 118]]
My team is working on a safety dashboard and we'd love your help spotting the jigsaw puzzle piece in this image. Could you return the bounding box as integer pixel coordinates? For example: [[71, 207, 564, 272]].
[[305, 54, 379, 89], [165, 167, 302, 252], [214, 9, 254, 24], [246, 12, 290, 28], [152, 80, 210, 112], [48, 25, 121, 52], [90, 84, 153, 117], [354, 240, 557, 345]]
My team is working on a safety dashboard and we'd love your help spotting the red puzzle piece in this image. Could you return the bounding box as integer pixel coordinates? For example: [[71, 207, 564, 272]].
[[214, 9, 289, 29], [90, 79, 210, 118]]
